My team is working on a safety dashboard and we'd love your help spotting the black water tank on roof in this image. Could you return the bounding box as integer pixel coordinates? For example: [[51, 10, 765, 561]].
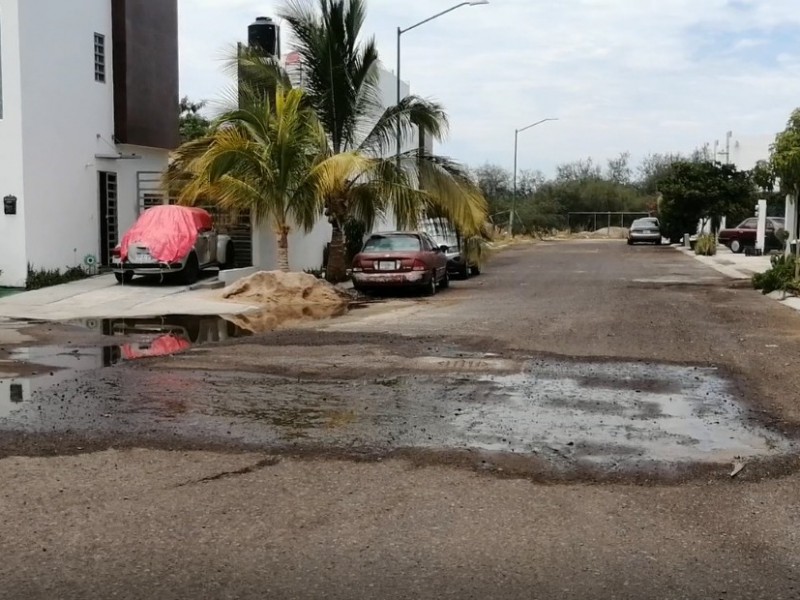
[[248, 16, 281, 58]]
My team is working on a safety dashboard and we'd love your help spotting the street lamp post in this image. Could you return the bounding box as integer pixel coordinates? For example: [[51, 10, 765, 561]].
[[511, 118, 558, 236], [396, 1, 489, 164]]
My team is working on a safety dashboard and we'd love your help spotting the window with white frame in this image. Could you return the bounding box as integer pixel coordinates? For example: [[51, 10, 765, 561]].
[[94, 33, 106, 83]]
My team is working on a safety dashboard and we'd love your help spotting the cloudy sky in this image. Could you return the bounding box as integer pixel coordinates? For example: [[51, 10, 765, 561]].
[[178, 0, 800, 175]]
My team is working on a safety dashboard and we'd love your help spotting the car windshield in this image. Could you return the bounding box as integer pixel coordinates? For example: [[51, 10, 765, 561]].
[[770, 218, 785, 228], [363, 235, 421, 252]]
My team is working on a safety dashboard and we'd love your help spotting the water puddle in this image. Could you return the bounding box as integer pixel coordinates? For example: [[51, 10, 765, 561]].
[[0, 303, 372, 420], [465, 361, 788, 464], [0, 315, 252, 418], [1, 345, 792, 474], [163, 358, 792, 470]]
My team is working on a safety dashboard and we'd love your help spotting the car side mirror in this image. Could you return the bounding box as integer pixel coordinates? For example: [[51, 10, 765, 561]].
[[439, 245, 449, 253]]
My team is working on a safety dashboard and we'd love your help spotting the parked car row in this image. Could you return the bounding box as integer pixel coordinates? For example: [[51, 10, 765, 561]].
[[626, 216, 788, 254], [351, 231, 480, 296]]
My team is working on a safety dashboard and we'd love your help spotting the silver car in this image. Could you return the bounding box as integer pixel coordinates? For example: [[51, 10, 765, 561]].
[[627, 218, 662, 245]]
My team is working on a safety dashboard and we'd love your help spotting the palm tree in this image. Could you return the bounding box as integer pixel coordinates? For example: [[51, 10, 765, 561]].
[[238, 0, 488, 282], [167, 86, 365, 272]]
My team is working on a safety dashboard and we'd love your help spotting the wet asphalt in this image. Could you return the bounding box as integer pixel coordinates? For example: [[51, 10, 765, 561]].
[[3, 241, 800, 598]]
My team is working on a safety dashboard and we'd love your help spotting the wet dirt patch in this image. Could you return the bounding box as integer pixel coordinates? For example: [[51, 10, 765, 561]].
[[576, 375, 681, 394], [0, 355, 793, 478]]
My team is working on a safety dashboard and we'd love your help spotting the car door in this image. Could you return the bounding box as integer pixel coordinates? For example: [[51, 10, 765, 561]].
[[194, 231, 210, 266], [422, 233, 446, 277]]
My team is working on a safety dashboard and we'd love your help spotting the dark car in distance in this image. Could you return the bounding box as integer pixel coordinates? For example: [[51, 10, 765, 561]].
[[351, 232, 450, 295], [718, 217, 785, 253]]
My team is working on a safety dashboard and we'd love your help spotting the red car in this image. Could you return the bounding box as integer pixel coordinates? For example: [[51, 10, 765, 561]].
[[718, 217, 785, 253], [351, 232, 449, 295]]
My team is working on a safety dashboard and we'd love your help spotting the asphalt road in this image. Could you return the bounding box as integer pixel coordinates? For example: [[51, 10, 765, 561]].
[[2, 240, 800, 599]]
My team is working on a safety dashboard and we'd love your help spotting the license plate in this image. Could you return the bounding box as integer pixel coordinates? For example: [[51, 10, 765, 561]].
[[135, 250, 155, 263], [377, 261, 396, 271]]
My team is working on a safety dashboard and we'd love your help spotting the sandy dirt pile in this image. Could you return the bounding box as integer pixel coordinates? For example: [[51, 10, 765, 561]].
[[223, 304, 348, 334], [221, 271, 350, 308], [220, 271, 352, 333]]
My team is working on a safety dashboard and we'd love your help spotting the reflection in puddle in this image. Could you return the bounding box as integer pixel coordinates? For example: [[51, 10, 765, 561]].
[[0, 306, 364, 419], [0, 346, 121, 418], [0, 315, 252, 418]]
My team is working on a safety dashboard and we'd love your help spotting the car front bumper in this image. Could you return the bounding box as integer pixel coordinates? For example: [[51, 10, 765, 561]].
[[352, 271, 431, 288], [113, 261, 185, 276]]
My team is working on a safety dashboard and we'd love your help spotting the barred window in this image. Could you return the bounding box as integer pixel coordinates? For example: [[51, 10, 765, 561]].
[[94, 33, 106, 83]]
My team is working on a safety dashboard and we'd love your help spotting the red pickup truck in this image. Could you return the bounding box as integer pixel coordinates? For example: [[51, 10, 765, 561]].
[[717, 217, 785, 253]]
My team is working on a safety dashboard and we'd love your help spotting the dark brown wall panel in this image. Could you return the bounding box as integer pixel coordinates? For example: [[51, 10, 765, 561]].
[[112, 0, 179, 149]]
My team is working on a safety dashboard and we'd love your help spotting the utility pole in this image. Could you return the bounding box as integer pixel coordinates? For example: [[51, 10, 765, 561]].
[[511, 118, 558, 237]]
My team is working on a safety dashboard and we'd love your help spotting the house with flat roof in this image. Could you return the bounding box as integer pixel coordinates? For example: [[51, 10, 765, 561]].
[[0, 0, 179, 287]]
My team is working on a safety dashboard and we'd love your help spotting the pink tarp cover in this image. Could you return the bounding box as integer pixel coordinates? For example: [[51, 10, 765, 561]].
[[121, 334, 192, 360], [119, 205, 213, 263]]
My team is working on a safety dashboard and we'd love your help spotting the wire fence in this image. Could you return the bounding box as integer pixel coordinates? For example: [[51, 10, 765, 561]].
[[566, 212, 654, 232]]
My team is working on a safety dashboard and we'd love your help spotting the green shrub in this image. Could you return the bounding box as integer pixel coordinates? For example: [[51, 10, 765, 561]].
[[26, 264, 89, 291], [752, 255, 800, 295], [694, 234, 717, 256]]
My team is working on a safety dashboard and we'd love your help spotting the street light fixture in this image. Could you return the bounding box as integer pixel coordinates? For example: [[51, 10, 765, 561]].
[[511, 117, 558, 236], [396, 1, 489, 162]]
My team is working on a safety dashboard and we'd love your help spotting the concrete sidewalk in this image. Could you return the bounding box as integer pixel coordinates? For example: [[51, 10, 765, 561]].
[[0, 274, 258, 320], [677, 245, 800, 313], [675, 245, 772, 279]]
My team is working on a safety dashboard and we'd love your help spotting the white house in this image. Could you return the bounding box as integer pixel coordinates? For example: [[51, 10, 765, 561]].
[[0, 0, 179, 288], [252, 48, 428, 272]]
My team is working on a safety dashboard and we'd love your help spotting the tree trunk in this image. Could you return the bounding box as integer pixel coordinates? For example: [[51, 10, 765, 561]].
[[277, 227, 290, 273], [326, 221, 348, 283]]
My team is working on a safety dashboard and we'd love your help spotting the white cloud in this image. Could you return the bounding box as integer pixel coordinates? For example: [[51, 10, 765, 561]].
[[178, 0, 800, 175]]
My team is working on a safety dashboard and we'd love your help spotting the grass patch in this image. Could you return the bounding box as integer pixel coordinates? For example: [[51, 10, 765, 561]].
[[26, 265, 90, 291]]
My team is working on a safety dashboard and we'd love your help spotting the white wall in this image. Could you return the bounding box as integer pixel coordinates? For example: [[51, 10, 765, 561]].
[[0, 0, 28, 287], [729, 134, 774, 171], [253, 217, 332, 272], [19, 0, 116, 273], [115, 145, 170, 234]]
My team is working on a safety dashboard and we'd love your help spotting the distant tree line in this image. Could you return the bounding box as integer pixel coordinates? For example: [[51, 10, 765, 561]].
[[474, 148, 780, 241]]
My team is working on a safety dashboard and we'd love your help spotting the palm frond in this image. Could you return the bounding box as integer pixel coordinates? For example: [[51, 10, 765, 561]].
[[279, 0, 382, 153], [358, 96, 449, 157]]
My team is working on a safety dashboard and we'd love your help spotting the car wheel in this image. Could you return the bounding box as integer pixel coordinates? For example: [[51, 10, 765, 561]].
[[114, 271, 133, 285], [730, 239, 743, 254], [460, 264, 471, 279], [221, 242, 235, 270], [655, 239, 662, 245], [627, 239, 633, 245], [424, 273, 437, 296], [439, 270, 450, 289], [470, 265, 481, 276], [181, 252, 200, 285]]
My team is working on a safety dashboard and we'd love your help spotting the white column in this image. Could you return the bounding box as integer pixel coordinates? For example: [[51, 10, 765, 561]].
[[785, 194, 796, 257], [755, 199, 767, 253]]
